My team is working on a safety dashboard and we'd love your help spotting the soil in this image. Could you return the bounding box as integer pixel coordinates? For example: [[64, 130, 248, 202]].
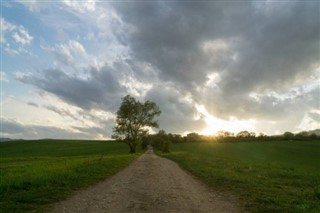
[[50, 148, 241, 213]]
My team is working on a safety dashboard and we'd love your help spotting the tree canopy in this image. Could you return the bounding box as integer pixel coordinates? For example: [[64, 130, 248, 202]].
[[112, 95, 161, 153]]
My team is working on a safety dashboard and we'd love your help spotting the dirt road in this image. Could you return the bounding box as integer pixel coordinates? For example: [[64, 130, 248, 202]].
[[50, 148, 241, 213]]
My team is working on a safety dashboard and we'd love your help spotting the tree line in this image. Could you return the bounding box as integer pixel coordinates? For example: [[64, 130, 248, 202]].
[[142, 130, 319, 148], [112, 95, 319, 153]]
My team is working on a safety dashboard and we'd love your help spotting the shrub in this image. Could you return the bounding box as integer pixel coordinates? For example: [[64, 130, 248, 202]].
[[162, 140, 171, 153]]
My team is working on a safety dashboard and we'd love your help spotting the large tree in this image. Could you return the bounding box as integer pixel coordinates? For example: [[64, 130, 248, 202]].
[[112, 95, 161, 153]]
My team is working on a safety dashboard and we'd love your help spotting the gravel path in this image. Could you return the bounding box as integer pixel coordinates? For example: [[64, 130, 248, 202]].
[[50, 148, 241, 213]]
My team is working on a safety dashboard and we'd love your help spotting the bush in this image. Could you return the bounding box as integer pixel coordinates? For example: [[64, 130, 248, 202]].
[[162, 140, 171, 153]]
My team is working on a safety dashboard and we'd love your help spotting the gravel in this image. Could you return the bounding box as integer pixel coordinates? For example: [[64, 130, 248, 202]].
[[50, 148, 241, 213]]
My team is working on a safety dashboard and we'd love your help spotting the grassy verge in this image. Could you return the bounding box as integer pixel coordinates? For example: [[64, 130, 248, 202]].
[[158, 141, 320, 212], [0, 140, 142, 213]]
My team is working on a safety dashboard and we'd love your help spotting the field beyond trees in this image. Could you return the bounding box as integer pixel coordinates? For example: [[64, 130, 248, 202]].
[[0, 140, 142, 213], [159, 141, 320, 212]]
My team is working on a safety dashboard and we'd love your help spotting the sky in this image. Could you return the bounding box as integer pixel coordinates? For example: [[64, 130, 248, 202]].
[[1, 0, 319, 140]]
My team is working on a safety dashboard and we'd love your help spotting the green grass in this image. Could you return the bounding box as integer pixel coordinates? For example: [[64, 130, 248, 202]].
[[0, 140, 142, 213], [158, 141, 320, 213]]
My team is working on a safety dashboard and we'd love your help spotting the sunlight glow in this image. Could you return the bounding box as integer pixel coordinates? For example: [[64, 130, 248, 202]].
[[196, 104, 256, 135]]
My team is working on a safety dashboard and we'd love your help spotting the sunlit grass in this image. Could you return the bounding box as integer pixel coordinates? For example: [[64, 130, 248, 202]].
[[0, 140, 142, 213], [159, 141, 320, 212]]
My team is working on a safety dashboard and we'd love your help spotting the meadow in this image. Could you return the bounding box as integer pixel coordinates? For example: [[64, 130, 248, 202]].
[[0, 140, 142, 213], [159, 141, 320, 213]]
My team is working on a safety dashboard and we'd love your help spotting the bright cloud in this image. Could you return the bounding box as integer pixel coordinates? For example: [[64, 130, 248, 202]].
[[42, 40, 87, 66], [0, 18, 16, 43], [0, 17, 33, 56], [1, 18, 33, 45], [63, 0, 96, 12], [12, 28, 33, 45]]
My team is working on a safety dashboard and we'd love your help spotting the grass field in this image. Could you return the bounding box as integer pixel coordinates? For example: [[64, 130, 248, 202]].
[[0, 140, 142, 213], [159, 141, 320, 213]]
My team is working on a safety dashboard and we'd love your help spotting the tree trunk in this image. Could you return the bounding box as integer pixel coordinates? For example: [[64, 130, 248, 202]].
[[128, 142, 136, 153]]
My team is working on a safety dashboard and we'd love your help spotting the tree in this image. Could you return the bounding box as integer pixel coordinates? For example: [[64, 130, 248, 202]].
[[162, 140, 171, 153], [186, 132, 202, 142], [295, 131, 309, 140], [236, 130, 251, 138], [283, 131, 294, 140], [216, 131, 234, 138], [141, 136, 150, 150], [310, 133, 318, 140], [112, 95, 161, 153]]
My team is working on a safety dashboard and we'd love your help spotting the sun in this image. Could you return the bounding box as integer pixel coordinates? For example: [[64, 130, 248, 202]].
[[196, 105, 256, 135], [200, 115, 222, 135]]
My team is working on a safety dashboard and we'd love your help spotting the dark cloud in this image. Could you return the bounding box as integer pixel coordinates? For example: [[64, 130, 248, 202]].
[[44, 105, 79, 121], [145, 84, 206, 133], [218, 2, 319, 96], [111, 1, 319, 121], [1, 118, 90, 139], [112, 1, 250, 85], [16, 64, 126, 111], [27, 102, 39, 107]]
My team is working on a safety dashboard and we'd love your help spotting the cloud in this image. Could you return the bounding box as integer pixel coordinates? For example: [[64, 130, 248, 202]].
[[0, 18, 16, 43], [1, 18, 33, 45], [27, 102, 39, 107], [63, 0, 96, 13], [15, 0, 44, 12], [145, 84, 206, 133], [111, 1, 319, 122], [5, 1, 319, 138], [72, 118, 114, 140], [308, 112, 320, 123], [1, 118, 91, 139], [42, 40, 87, 66], [44, 105, 79, 121], [16, 64, 126, 111], [0, 17, 33, 55], [2, 92, 117, 139], [0, 72, 9, 82], [12, 28, 33, 45], [111, 2, 248, 85]]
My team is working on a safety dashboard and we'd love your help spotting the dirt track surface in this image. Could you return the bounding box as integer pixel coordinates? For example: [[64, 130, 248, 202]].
[[50, 148, 241, 213]]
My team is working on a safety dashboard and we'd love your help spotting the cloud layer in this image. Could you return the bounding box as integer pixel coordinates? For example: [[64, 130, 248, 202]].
[[2, 1, 319, 139]]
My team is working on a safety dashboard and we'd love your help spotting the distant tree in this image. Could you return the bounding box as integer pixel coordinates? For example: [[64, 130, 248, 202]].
[[283, 132, 294, 140], [258, 133, 266, 138], [186, 132, 202, 142], [257, 133, 267, 141], [141, 136, 149, 150], [151, 130, 167, 150], [236, 131, 251, 138], [310, 133, 318, 140], [162, 140, 171, 153], [158, 129, 167, 138], [295, 131, 309, 140], [249, 132, 256, 138], [165, 133, 183, 143], [112, 95, 161, 153], [216, 131, 234, 138]]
